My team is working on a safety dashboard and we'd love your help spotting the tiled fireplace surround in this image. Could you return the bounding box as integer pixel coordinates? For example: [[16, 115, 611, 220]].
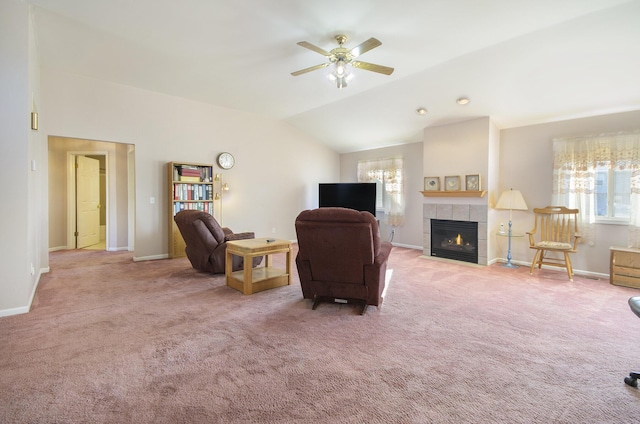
[[423, 203, 488, 266]]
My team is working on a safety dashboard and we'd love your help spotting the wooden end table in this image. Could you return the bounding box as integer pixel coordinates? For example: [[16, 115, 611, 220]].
[[225, 238, 292, 295]]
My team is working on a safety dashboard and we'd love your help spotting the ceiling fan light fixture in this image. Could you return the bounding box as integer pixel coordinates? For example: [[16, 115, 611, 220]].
[[291, 34, 393, 89], [329, 60, 353, 88]]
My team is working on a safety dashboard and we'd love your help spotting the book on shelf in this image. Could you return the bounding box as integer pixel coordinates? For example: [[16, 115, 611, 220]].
[[174, 164, 213, 182], [173, 201, 213, 216], [173, 183, 213, 201], [180, 169, 201, 177]]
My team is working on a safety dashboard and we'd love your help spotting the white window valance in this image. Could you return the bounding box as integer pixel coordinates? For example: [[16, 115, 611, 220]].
[[552, 130, 640, 247]]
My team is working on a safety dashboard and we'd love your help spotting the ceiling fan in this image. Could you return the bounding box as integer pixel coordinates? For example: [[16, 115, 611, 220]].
[[291, 34, 394, 88]]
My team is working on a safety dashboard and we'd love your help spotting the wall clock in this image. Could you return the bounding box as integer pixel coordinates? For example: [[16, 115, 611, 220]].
[[217, 152, 235, 169]]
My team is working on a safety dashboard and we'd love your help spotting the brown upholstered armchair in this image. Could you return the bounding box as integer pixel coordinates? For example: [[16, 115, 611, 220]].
[[174, 210, 262, 274], [294, 207, 393, 314]]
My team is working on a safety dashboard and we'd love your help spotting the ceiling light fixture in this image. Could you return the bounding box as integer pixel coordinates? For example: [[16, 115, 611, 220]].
[[416, 107, 428, 116], [292, 35, 394, 90], [456, 97, 470, 105], [327, 59, 354, 89]]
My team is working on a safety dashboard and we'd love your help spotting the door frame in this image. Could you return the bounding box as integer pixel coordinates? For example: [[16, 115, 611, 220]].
[[66, 151, 109, 249]]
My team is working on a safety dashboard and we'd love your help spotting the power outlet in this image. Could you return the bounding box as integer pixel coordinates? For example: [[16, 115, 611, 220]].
[[271, 227, 276, 234], [30, 263, 35, 276]]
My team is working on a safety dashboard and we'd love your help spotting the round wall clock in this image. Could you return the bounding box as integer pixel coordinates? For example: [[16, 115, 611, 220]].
[[217, 152, 235, 169]]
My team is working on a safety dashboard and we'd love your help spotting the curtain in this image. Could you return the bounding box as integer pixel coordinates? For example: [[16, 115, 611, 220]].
[[552, 130, 640, 248], [357, 158, 405, 226]]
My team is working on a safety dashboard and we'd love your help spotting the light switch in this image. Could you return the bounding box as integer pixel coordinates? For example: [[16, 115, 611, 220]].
[[150, 197, 155, 204]]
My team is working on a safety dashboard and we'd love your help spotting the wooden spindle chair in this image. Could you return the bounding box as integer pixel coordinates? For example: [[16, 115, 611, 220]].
[[527, 206, 580, 281]]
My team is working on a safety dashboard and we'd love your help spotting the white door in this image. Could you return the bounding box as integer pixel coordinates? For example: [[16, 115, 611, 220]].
[[76, 155, 100, 248]]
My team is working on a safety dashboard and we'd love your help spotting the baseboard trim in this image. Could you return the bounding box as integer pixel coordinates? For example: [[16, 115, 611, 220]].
[[491, 258, 609, 280], [107, 246, 130, 252], [391, 243, 422, 250], [0, 306, 30, 317], [0, 268, 46, 317], [133, 254, 169, 262]]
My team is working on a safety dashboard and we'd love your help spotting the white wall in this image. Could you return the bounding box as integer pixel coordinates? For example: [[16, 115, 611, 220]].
[[487, 120, 501, 261], [501, 110, 640, 275], [41, 69, 339, 260], [340, 142, 424, 248], [0, 2, 47, 314], [423, 118, 491, 193]]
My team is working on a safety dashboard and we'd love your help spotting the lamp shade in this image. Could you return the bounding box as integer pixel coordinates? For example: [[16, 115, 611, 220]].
[[495, 189, 528, 211]]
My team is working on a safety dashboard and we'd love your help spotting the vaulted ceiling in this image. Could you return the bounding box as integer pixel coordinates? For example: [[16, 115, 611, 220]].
[[29, 0, 640, 153]]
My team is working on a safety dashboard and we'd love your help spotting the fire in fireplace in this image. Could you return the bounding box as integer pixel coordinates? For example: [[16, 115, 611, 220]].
[[431, 219, 478, 264]]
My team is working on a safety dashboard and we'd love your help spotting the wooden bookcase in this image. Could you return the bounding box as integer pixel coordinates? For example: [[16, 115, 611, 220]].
[[168, 161, 214, 258]]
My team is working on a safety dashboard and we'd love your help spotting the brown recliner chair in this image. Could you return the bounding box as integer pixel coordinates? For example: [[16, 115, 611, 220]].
[[294, 207, 393, 314], [174, 210, 262, 274]]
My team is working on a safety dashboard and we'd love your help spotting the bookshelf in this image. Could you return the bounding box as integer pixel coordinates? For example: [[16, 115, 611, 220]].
[[168, 161, 214, 258]]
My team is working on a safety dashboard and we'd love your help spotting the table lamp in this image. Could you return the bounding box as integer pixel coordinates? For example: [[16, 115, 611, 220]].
[[495, 188, 528, 268]]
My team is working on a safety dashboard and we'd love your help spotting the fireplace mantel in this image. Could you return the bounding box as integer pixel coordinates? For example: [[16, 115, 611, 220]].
[[421, 191, 486, 198]]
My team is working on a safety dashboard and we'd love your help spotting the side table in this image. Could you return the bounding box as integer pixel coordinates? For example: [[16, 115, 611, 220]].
[[496, 231, 524, 267], [610, 246, 640, 289], [225, 238, 292, 295]]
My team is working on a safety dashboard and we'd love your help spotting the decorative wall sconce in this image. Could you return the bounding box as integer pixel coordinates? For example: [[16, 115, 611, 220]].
[[31, 112, 38, 131], [31, 97, 39, 131]]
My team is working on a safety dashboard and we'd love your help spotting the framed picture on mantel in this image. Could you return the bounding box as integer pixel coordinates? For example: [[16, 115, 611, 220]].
[[444, 175, 461, 191], [465, 174, 481, 191], [424, 177, 440, 191]]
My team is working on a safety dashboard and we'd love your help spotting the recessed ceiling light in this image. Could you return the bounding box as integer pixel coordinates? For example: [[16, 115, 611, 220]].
[[456, 97, 470, 105], [416, 107, 428, 115]]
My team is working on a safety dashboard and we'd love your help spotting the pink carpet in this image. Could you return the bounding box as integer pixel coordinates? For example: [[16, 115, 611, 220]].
[[1, 246, 640, 423]]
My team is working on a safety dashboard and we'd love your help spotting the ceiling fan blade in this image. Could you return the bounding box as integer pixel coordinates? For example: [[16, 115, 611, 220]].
[[296, 41, 332, 57], [291, 62, 330, 76], [351, 60, 394, 75], [349, 38, 382, 57]]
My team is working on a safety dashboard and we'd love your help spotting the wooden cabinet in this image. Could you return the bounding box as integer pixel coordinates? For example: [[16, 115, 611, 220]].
[[168, 162, 214, 258], [610, 247, 640, 289]]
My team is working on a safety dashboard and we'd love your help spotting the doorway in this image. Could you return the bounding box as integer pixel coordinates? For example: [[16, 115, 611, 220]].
[[48, 136, 135, 253], [80, 155, 105, 249], [67, 153, 106, 250]]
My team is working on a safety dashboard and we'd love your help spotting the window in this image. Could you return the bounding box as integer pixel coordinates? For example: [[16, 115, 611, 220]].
[[594, 166, 631, 221], [552, 130, 640, 247], [357, 158, 404, 226]]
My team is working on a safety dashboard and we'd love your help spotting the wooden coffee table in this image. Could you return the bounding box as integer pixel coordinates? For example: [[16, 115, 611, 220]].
[[225, 238, 292, 295]]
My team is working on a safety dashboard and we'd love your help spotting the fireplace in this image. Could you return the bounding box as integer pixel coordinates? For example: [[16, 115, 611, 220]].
[[430, 219, 478, 264]]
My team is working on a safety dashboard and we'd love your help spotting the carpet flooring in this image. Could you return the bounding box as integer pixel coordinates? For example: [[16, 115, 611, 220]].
[[1, 246, 640, 423]]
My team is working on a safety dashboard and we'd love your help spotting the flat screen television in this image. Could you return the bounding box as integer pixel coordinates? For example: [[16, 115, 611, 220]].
[[318, 183, 377, 217]]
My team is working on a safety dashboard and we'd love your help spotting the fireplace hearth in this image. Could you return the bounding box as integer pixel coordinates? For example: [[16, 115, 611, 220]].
[[431, 219, 478, 264]]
